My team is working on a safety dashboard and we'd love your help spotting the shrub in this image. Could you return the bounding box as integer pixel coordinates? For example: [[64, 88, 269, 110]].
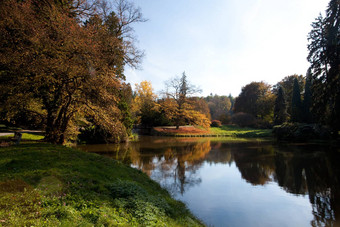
[[255, 119, 273, 129], [231, 112, 256, 127], [78, 123, 128, 144], [210, 120, 222, 127], [272, 123, 331, 141], [218, 114, 232, 125]]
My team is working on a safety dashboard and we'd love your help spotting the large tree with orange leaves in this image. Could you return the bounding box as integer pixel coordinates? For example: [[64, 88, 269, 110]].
[[162, 72, 210, 129], [0, 0, 145, 144]]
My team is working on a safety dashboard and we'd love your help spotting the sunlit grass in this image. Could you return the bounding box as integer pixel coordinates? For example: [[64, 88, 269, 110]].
[[0, 133, 44, 141], [209, 125, 272, 138], [0, 143, 203, 226], [153, 125, 272, 138]]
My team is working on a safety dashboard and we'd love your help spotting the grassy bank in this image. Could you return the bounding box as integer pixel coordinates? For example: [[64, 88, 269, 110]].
[[152, 125, 272, 138], [0, 142, 203, 226]]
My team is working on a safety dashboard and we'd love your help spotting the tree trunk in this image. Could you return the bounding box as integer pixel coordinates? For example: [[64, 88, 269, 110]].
[[44, 108, 70, 144]]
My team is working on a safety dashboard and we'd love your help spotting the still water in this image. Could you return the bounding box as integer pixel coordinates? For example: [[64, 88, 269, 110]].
[[78, 136, 340, 227]]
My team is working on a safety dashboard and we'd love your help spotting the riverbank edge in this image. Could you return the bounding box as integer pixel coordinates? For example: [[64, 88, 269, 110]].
[[0, 142, 204, 226]]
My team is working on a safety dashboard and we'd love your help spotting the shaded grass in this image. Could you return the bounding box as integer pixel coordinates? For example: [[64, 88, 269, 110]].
[[209, 125, 272, 138], [0, 143, 203, 226]]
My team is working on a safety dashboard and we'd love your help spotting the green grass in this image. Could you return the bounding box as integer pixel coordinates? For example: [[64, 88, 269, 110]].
[[209, 125, 272, 138], [0, 133, 44, 141], [0, 142, 203, 226]]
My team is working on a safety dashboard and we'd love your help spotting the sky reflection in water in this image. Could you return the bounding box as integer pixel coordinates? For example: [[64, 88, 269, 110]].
[[78, 137, 340, 227]]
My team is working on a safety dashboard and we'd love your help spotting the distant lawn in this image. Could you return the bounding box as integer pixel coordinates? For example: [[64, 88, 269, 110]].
[[209, 125, 272, 138], [0, 132, 44, 141], [0, 124, 22, 132], [152, 125, 272, 138]]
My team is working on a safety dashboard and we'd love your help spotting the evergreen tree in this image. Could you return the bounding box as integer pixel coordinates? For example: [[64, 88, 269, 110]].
[[273, 74, 305, 116], [302, 69, 313, 123], [274, 87, 288, 125], [307, 0, 340, 135], [291, 78, 302, 122]]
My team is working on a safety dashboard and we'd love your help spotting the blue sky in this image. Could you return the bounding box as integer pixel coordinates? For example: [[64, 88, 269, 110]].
[[125, 0, 329, 96]]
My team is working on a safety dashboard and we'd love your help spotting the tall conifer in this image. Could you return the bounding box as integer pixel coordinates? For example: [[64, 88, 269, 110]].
[[274, 87, 288, 125], [291, 78, 302, 122]]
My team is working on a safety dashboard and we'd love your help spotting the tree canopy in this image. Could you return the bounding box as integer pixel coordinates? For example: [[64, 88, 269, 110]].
[[0, 0, 145, 143], [234, 81, 274, 122]]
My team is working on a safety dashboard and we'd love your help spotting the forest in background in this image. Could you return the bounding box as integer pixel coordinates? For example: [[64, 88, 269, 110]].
[[0, 0, 339, 144]]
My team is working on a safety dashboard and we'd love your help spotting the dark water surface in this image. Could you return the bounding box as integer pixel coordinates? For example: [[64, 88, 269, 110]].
[[78, 137, 340, 227]]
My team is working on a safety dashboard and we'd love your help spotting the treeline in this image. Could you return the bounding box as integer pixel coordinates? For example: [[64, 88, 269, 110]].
[[0, 0, 339, 143], [131, 74, 307, 130], [132, 0, 340, 138]]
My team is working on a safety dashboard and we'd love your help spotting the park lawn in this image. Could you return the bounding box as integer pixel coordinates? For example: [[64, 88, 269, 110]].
[[0, 142, 203, 226], [209, 125, 272, 138], [153, 125, 272, 138], [0, 133, 44, 141], [153, 126, 209, 135], [0, 124, 22, 132]]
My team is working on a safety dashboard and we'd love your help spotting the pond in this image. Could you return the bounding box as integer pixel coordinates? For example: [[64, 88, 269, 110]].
[[77, 136, 340, 227]]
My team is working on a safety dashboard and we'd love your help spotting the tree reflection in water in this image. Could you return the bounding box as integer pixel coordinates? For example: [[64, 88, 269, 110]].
[[78, 138, 340, 226]]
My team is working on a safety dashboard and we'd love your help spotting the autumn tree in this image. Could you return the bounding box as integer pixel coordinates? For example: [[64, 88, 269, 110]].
[[274, 87, 288, 125], [0, 0, 145, 144], [162, 72, 210, 129], [189, 97, 211, 120], [132, 81, 162, 127], [307, 0, 340, 134], [234, 81, 274, 122]]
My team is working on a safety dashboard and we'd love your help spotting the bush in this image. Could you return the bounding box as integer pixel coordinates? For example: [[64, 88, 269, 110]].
[[218, 114, 232, 125], [78, 123, 128, 144], [210, 120, 222, 127], [272, 123, 331, 141], [231, 112, 256, 127], [255, 119, 273, 129]]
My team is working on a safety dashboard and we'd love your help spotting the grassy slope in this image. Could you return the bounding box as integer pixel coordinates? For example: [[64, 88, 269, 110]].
[[0, 143, 203, 226]]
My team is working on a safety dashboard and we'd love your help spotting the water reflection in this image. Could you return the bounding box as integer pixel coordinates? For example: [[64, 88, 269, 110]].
[[78, 137, 340, 226]]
